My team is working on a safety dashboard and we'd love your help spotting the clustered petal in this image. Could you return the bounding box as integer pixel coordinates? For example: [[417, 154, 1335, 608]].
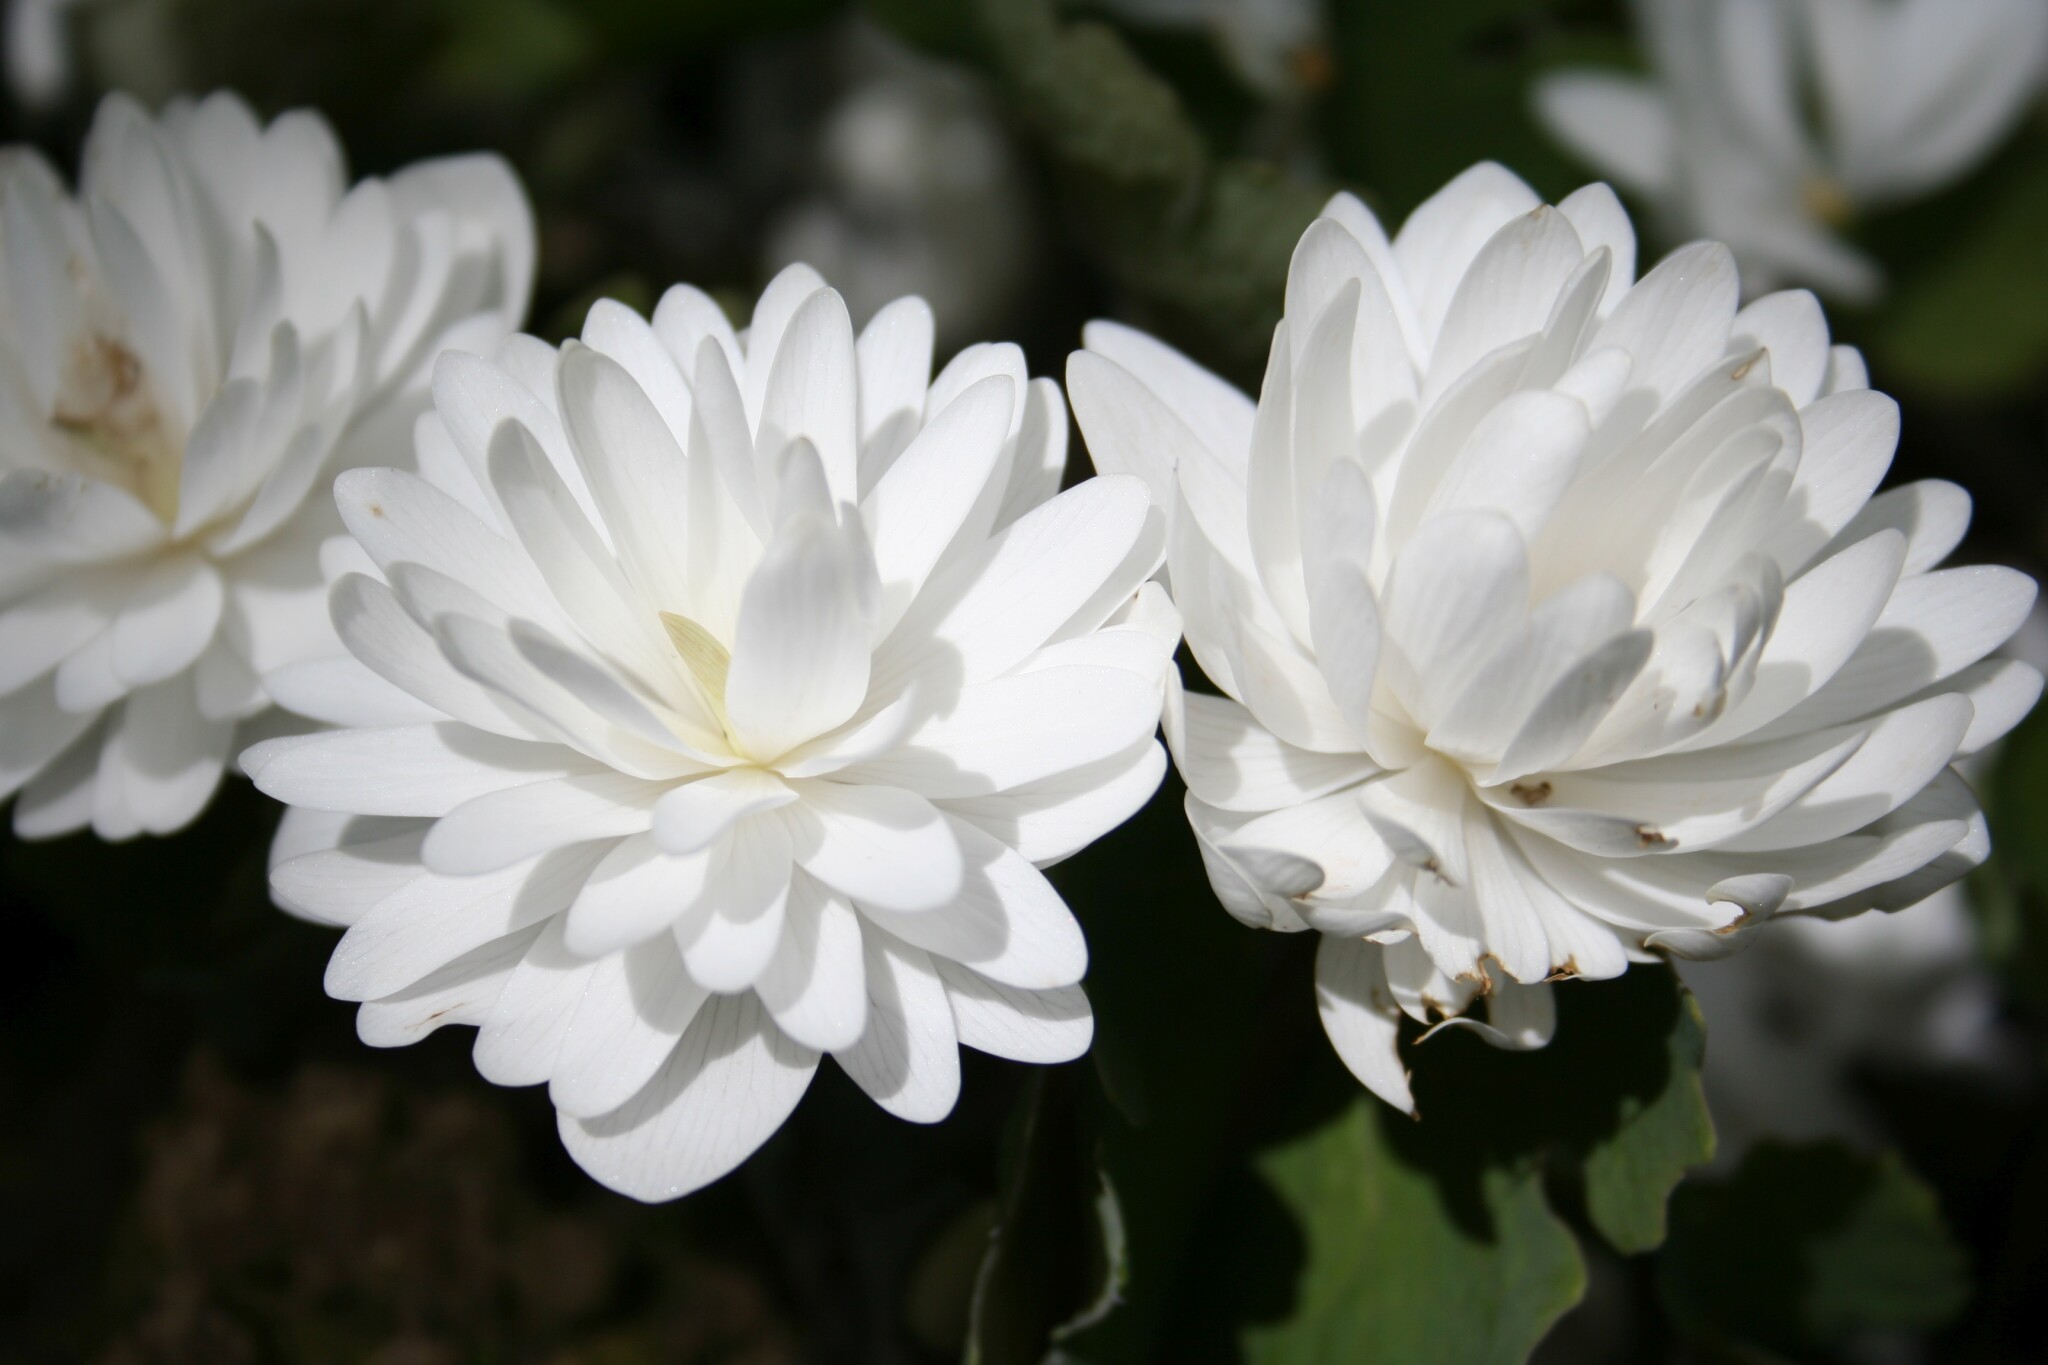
[[1071, 163, 2040, 1114], [0, 91, 533, 838], [247, 264, 1176, 1200]]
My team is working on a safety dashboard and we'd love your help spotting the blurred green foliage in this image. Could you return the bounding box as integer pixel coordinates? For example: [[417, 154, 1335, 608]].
[[1320, 0, 1632, 215], [1863, 128, 2048, 401], [1659, 1143, 1970, 1355]]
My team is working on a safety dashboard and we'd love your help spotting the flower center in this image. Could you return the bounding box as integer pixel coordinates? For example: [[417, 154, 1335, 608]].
[[50, 331, 181, 525], [1799, 173, 1854, 228], [660, 610, 748, 757]]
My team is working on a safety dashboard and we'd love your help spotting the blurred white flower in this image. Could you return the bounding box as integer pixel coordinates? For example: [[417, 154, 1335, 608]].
[[5, 0, 77, 110], [1100, 0, 1327, 96], [1070, 162, 2040, 1114], [1534, 0, 2048, 302], [766, 24, 1033, 350], [246, 266, 1176, 1202], [1681, 881, 2014, 1160], [0, 91, 532, 839]]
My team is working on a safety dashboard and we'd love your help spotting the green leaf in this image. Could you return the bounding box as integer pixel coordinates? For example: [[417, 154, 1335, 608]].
[[1580, 982, 1713, 1253], [1659, 1142, 1972, 1353], [1398, 966, 1715, 1258], [1237, 1099, 1586, 1365], [962, 1071, 1128, 1365]]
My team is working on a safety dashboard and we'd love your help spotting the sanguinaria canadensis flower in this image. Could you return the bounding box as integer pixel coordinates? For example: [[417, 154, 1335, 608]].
[[246, 266, 1177, 1200], [1069, 163, 2040, 1113], [0, 92, 533, 838], [1533, 0, 2048, 301]]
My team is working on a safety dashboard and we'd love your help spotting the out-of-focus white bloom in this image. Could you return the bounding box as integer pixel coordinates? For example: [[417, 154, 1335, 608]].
[[1534, 0, 2048, 301], [5, 0, 77, 110], [1070, 162, 2040, 1114], [1100, 0, 1327, 96], [246, 265, 1176, 1202], [0, 92, 532, 839], [1681, 882, 2014, 1161], [766, 24, 1032, 349]]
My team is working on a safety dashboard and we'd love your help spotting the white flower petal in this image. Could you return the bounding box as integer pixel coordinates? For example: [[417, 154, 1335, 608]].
[[549, 935, 710, 1120], [756, 873, 868, 1052], [560, 990, 818, 1203], [863, 373, 1015, 635], [941, 739, 1167, 865], [652, 767, 798, 856], [935, 958, 1093, 1064], [356, 926, 540, 1048], [1163, 681, 1377, 814], [327, 840, 605, 1001], [563, 832, 715, 957], [873, 473, 1152, 692], [857, 814, 1086, 990], [1532, 72, 1675, 196], [264, 654, 446, 728], [1314, 936, 1414, 1115], [851, 664, 1162, 799], [109, 555, 222, 688], [556, 342, 696, 611], [245, 723, 590, 816], [832, 927, 960, 1123], [755, 286, 859, 506], [854, 295, 935, 488], [327, 573, 532, 736], [725, 511, 873, 760], [421, 770, 664, 876], [271, 821, 429, 927], [109, 670, 234, 834], [783, 780, 962, 913], [679, 815, 793, 992], [472, 918, 600, 1087]]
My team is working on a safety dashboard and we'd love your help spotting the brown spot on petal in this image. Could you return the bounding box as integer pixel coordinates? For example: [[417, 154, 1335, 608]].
[[1509, 780, 1552, 807], [1635, 825, 1676, 850]]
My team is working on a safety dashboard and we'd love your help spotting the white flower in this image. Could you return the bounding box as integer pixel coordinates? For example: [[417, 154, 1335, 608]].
[[0, 91, 533, 839], [1534, 0, 2048, 301], [245, 265, 1176, 1202], [1682, 883, 2014, 1161], [765, 23, 1032, 346], [1069, 162, 2040, 1114]]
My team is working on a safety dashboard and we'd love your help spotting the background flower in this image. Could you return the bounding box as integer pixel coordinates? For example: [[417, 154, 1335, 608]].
[[246, 265, 1175, 1201], [1534, 0, 2048, 302], [1074, 162, 2039, 1113], [0, 90, 532, 839]]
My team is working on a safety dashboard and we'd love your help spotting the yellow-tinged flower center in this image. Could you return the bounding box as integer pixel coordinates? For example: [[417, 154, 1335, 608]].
[[50, 331, 181, 525], [661, 610, 745, 754], [1800, 173, 1854, 228]]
